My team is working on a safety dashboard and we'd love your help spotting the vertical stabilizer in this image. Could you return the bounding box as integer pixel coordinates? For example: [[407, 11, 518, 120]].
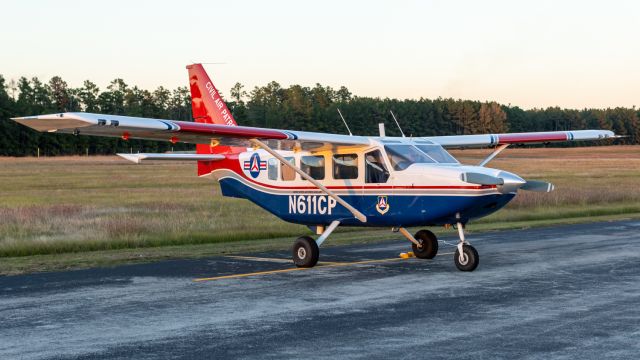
[[186, 63, 237, 126], [186, 64, 240, 175]]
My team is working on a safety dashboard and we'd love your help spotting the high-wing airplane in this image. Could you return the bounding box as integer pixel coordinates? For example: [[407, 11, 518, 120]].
[[12, 64, 617, 271]]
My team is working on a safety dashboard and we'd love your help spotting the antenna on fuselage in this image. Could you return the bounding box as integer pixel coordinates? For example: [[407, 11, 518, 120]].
[[337, 108, 353, 136], [389, 110, 406, 138]]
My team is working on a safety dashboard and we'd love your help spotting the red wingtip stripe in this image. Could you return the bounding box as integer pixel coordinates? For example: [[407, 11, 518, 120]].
[[497, 132, 568, 144]]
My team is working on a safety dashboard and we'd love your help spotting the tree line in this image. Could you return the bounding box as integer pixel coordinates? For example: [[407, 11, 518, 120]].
[[0, 74, 638, 156]]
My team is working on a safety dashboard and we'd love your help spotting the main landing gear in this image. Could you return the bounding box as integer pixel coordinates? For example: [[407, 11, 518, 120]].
[[292, 220, 340, 268], [398, 228, 438, 259], [292, 236, 319, 268]]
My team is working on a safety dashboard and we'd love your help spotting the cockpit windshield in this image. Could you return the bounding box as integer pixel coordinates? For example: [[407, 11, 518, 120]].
[[414, 145, 459, 164], [384, 144, 459, 171]]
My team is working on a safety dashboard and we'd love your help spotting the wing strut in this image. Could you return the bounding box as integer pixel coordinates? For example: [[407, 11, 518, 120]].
[[478, 144, 509, 167], [250, 139, 367, 223]]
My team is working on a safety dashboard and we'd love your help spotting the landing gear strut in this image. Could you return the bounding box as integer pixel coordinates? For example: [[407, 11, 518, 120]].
[[454, 222, 479, 271]]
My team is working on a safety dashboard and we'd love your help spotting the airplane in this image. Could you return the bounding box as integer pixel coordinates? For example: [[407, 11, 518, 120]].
[[11, 64, 618, 272]]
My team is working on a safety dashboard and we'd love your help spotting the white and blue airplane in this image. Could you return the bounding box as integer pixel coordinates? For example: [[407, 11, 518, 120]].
[[12, 64, 617, 271]]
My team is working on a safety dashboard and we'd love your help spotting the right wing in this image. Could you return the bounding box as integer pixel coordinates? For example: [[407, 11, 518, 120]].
[[423, 130, 617, 148]]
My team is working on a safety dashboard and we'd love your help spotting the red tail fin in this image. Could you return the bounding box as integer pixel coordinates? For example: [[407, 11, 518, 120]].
[[187, 63, 237, 127], [187, 64, 245, 162], [187, 64, 240, 176]]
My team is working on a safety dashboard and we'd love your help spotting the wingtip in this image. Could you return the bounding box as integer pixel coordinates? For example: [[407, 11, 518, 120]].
[[117, 153, 142, 164]]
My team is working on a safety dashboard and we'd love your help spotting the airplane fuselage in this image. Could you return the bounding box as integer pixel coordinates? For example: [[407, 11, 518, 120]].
[[208, 138, 520, 227]]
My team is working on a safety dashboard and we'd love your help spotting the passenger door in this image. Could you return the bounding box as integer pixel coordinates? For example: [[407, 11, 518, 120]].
[[362, 149, 392, 218]]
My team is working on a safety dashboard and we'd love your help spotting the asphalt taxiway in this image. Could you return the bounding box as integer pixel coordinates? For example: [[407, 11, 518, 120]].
[[1, 220, 639, 359]]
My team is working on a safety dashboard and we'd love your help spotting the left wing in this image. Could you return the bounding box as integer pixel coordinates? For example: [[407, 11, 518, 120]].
[[12, 112, 371, 151]]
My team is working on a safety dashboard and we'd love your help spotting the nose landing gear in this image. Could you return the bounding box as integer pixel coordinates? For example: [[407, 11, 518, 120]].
[[454, 222, 479, 271]]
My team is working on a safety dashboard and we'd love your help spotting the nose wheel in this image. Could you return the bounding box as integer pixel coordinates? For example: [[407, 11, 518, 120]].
[[454, 244, 479, 271], [454, 222, 479, 271]]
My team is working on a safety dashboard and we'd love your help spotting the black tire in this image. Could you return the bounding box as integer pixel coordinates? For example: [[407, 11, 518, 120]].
[[292, 236, 319, 268], [454, 244, 479, 272], [412, 229, 438, 259]]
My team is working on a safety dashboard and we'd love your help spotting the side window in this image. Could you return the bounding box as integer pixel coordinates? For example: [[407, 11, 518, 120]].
[[301, 155, 325, 180], [333, 154, 358, 180], [268, 158, 278, 180], [281, 157, 296, 181], [365, 150, 390, 183]]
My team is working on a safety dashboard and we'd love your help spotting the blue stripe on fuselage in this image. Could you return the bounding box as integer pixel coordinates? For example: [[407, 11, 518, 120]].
[[219, 178, 515, 227]]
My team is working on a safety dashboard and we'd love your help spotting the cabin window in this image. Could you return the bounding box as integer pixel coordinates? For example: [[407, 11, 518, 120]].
[[333, 154, 358, 180], [268, 158, 278, 180], [301, 155, 325, 180], [281, 157, 296, 181], [365, 150, 389, 183]]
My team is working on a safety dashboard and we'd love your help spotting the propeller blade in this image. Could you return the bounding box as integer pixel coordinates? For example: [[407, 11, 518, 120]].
[[521, 180, 555, 192], [460, 172, 504, 186]]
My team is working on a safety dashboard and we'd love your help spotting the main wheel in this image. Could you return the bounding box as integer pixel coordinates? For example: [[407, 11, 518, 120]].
[[412, 229, 438, 259], [454, 244, 479, 272], [292, 236, 319, 268]]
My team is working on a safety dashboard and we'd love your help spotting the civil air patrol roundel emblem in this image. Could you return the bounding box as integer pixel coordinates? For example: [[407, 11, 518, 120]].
[[243, 153, 267, 178], [376, 195, 390, 215]]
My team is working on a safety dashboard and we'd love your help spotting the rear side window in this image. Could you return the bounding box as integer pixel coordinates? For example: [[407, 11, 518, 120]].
[[301, 155, 325, 180], [333, 154, 358, 180], [281, 157, 296, 181], [268, 158, 278, 180]]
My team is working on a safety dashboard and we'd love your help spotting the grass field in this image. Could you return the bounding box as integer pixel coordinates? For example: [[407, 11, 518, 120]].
[[1, 146, 639, 274]]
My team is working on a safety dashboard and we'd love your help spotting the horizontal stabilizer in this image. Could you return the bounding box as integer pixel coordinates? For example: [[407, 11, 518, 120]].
[[460, 172, 504, 186], [117, 153, 225, 164], [521, 180, 555, 192]]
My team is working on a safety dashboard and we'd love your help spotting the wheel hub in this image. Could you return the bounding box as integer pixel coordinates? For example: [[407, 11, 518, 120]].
[[297, 247, 307, 260], [458, 252, 469, 265]]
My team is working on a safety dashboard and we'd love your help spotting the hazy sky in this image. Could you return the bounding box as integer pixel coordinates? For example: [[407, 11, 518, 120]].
[[2, 0, 639, 109]]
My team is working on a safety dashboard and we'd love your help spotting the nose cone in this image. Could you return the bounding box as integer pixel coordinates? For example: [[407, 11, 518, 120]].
[[497, 171, 526, 193]]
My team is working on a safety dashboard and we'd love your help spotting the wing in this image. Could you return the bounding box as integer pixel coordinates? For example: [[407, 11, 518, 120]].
[[11, 112, 371, 151], [11, 112, 616, 151], [423, 130, 617, 148]]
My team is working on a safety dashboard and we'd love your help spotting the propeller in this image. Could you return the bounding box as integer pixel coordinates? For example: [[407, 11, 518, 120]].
[[520, 180, 555, 192], [461, 172, 554, 193]]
